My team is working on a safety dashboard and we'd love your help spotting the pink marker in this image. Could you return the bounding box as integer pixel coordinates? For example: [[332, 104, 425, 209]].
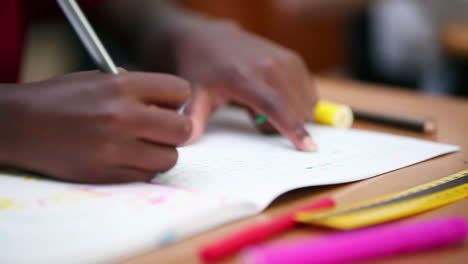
[[242, 217, 467, 264]]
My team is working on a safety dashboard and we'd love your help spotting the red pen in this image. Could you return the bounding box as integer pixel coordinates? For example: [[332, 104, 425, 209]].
[[199, 197, 335, 262]]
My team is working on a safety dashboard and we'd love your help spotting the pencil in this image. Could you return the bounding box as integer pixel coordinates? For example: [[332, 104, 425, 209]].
[[353, 109, 436, 133], [57, 0, 118, 74]]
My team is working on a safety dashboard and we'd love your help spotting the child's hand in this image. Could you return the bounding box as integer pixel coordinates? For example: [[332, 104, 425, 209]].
[[0, 71, 191, 183], [173, 21, 318, 151]]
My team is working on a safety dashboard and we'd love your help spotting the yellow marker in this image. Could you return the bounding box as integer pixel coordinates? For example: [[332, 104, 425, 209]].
[[296, 169, 468, 230], [256, 100, 353, 128], [314, 100, 353, 128]]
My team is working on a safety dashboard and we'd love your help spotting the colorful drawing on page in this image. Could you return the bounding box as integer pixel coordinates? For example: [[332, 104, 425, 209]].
[[124, 191, 170, 210], [38, 187, 110, 207], [0, 198, 26, 211], [127, 188, 209, 209], [24, 175, 42, 181], [0, 171, 41, 181]]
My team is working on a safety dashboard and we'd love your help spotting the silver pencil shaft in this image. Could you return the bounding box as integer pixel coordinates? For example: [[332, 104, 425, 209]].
[[57, 0, 118, 74]]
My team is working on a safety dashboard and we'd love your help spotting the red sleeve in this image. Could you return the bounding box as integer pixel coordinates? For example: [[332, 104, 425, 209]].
[[0, 0, 24, 83], [0, 0, 101, 83]]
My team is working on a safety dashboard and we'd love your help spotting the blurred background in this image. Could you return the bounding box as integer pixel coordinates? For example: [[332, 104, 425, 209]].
[[22, 0, 468, 97]]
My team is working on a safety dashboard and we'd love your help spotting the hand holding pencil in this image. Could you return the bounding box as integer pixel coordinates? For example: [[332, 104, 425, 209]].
[[0, 0, 192, 183]]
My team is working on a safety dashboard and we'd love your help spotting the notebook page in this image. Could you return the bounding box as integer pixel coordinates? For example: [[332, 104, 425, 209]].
[[0, 174, 238, 264], [155, 107, 459, 210]]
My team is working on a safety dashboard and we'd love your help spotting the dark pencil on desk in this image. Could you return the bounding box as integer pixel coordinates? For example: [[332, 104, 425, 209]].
[[353, 109, 436, 134]]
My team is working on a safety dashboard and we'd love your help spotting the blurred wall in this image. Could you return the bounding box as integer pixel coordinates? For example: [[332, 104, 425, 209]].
[[181, 0, 356, 73], [22, 0, 364, 82]]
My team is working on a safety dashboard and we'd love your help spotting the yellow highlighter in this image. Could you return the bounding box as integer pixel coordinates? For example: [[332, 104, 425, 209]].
[[256, 100, 354, 128], [314, 100, 353, 128]]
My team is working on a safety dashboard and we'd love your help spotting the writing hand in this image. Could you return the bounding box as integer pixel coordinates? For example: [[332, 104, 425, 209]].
[[0, 71, 191, 183]]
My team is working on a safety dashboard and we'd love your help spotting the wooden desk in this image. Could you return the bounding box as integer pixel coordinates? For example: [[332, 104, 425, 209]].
[[123, 78, 468, 264]]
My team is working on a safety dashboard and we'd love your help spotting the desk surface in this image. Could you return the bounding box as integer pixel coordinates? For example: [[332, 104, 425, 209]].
[[123, 78, 468, 264]]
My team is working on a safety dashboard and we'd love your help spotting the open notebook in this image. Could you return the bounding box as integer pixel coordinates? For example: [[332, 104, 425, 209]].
[[0, 107, 458, 264]]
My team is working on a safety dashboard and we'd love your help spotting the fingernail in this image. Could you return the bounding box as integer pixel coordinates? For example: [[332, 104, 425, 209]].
[[302, 137, 318, 152]]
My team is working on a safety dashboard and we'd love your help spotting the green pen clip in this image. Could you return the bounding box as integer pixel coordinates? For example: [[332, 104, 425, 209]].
[[255, 114, 268, 125]]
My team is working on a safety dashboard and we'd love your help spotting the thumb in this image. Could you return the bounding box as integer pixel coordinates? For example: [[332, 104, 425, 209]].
[[183, 88, 218, 145]]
